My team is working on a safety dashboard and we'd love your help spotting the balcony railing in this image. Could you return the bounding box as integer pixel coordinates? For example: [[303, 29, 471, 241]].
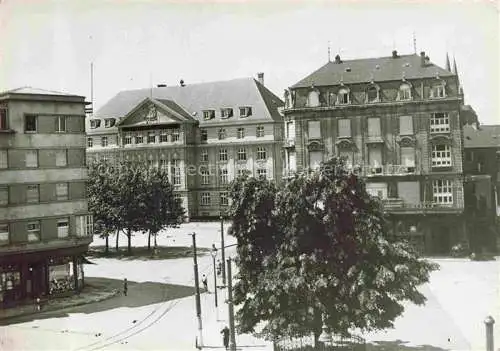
[[382, 198, 461, 212], [365, 164, 417, 177]]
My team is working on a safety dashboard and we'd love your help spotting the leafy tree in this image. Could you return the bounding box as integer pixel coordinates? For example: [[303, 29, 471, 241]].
[[228, 157, 438, 341]]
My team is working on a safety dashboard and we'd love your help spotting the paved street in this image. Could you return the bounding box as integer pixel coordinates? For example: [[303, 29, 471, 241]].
[[0, 222, 498, 351]]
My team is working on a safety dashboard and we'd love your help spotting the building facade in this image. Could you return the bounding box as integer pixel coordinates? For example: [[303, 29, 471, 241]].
[[463, 124, 500, 253], [86, 76, 284, 219], [0, 88, 93, 308], [283, 51, 468, 254]]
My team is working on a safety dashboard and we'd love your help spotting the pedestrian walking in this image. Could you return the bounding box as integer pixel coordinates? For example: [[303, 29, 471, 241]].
[[202, 274, 208, 292], [123, 278, 128, 296], [34, 297, 41, 312], [220, 325, 230, 350], [216, 259, 222, 277]]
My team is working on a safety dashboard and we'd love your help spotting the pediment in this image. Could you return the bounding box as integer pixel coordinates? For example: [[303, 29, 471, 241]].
[[307, 141, 324, 151], [118, 98, 193, 127], [429, 134, 452, 145]]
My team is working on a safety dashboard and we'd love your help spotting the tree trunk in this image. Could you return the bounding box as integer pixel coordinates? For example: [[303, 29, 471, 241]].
[[127, 228, 132, 255], [105, 234, 109, 254], [154, 234, 158, 247], [148, 231, 151, 251], [115, 229, 120, 252]]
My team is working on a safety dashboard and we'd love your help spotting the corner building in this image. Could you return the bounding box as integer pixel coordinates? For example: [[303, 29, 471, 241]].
[[0, 88, 93, 308], [86, 76, 284, 220], [284, 51, 468, 255]]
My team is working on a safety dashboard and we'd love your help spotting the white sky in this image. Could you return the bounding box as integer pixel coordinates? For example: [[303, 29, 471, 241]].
[[0, 0, 499, 124]]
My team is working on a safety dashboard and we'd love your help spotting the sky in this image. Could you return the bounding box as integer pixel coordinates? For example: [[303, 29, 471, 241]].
[[0, 0, 498, 124]]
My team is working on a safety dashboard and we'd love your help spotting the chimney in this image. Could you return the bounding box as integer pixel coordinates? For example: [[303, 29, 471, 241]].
[[180, 79, 185, 87], [420, 51, 426, 66], [157, 84, 167, 88], [257, 73, 264, 86], [392, 50, 398, 58], [335, 54, 342, 64]]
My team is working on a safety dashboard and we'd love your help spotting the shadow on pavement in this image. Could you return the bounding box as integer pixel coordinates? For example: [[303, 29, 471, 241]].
[[1, 277, 196, 326], [367, 339, 450, 350]]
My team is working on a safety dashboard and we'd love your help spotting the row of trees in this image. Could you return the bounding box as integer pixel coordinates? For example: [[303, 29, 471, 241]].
[[87, 160, 185, 254], [227, 157, 438, 342]]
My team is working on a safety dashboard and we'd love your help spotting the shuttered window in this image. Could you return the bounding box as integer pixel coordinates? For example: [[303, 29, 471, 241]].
[[338, 119, 351, 137], [399, 116, 413, 135], [368, 118, 381, 137]]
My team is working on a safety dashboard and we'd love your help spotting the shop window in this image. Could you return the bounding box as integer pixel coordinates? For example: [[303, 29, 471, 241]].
[[49, 259, 74, 295], [0, 268, 21, 302]]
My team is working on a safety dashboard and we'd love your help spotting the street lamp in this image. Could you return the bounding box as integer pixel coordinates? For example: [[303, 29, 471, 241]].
[[318, 315, 332, 350], [210, 244, 218, 308]]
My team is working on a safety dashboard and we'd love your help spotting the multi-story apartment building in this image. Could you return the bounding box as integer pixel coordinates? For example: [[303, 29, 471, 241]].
[[86, 75, 284, 219], [0, 87, 93, 308], [283, 51, 468, 254], [463, 123, 500, 253]]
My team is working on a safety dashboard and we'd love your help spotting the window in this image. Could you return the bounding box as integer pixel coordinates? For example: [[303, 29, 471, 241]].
[[432, 144, 452, 167], [366, 183, 388, 199], [237, 128, 245, 139], [369, 147, 382, 170], [0, 150, 7, 169], [237, 168, 248, 177], [171, 129, 180, 142], [203, 110, 215, 120], [55, 116, 66, 132], [147, 132, 156, 144], [100, 136, 108, 147], [57, 219, 69, 238], [200, 129, 208, 143], [219, 148, 228, 161], [160, 158, 168, 171], [160, 131, 168, 143], [309, 151, 323, 170], [367, 86, 379, 103], [56, 183, 68, 200], [398, 84, 412, 101], [337, 88, 350, 104], [56, 150, 67, 167], [239, 107, 252, 117], [237, 148, 246, 161], [339, 150, 352, 168], [0, 187, 7, 206], [200, 149, 208, 162], [219, 168, 229, 184], [90, 119, 101, 129], [218, 128, 226, 140], [399, 116, 413, 135], [307, 90, 320, 107], [172, 159, 181, 185], [201, 168, 210, 185], [431, 84, 446, 98], [0, 109, 7, 130], [220, 108, 233, 119], [123, 134, 132, 145], [135, 134, 144, 144], [220, 192, 229, 206], [433, 180, 453, 205], [257, 147, 267, 161], [257, 168, 267, 179], [76, 215, 93, 237], [26, 185, 39, 203], [286, 121, 295, 140], [0, 224, 8, 245], [401, 147, 415, 169], [430, 112, 450, 133], [27, 221, 41, 242], [200, 192, 211, 206], [308, 121, 321, 139], [256, 125, 265, 138], [87, 137, 93, 148], [367, 118, 381, 137], [25, 115, 37, 132], [288, 151, 297, 172], [104, 118, 116, 128], [338, 119, 351, 137], [25, 150, 38, 168]]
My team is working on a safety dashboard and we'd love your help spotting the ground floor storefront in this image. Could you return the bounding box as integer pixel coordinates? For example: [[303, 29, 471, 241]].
[[0, 245, 88, 309]]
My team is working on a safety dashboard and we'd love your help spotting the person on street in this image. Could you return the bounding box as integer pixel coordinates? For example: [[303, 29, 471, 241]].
[[34, 297, 41, 312], [123, 278, 128, 296], [202, 274, 208, 292], [216, 259, 222, 277], [221, 325, 230, 350]]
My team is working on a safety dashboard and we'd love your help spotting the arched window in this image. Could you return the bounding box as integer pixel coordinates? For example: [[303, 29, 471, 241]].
[[398, 83, 412, 101], [307, 90, 320, 107], [337, 88, 350, 105], [366, 86, 379, 103]]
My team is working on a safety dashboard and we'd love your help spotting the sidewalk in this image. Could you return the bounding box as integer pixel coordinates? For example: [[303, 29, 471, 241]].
[[0, 278, 120, 324]]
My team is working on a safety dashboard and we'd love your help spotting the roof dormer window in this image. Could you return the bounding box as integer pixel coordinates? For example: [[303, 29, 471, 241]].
[[90, 119, 101, 129], [337, 88, 350, 105], [431, 84, 446, 99], [239, 106, 252, 118], [203, 110, 215, 120], [220, 108, 233, 119], [307, 89, 320, 107], [104, 118, 116, 128], [398, 83, 412, 101], [366, 85, 379, 103]]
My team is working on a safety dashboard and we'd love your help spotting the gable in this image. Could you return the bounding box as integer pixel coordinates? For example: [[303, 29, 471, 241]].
[[118, 98, 191, 127]]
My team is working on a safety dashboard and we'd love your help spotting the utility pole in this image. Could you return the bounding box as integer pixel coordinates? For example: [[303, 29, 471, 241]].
[[220, 215, 226, 286], [227, 258, 237, 351], [191, 233, 203, 348], [211, 244, 218, 308]]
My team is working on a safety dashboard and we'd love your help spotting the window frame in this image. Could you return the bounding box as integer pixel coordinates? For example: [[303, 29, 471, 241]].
[[257, 168, 267, 179], [308, 120, 321, 139], [237, 128, 245, 139], [25, 150, 39, 168], [0, 223, 9, 245], [0, 186, 8, 206], [123, 134, 133, 145], [219, 168, 229, 185], [256, 147, 267, 161], [55, 116, 67, 133], [200, 149, 209, 162], [239, 107, 252, 118], [219, 148, 228, 162], [366, 86, 379, 103], [203, 110, 216, 120], [338, 119, 351, 137], [398, 83, 412, 101], [0, 109, 7, 130], [220, 192, 229, 206], [56, 183, 69, 201], [200, 192, 211, 206], [26, 184, 40, 203], [87, 137, 93, 148], [237, 148, 247, 161], [55, 149, 68, 167], [337, 88, 350, 105], [147, 132, 156, 144], [24, 115, 38, 133], [431, 144, 452, 167], [90, 119, 101, 129], [433, 179, 453, 205], [220, 108, 234, 119], [200, 129, 208, 143], [135, 134, 144, 144], [27, 221, 41, 242], [57, 218, 70, 238], [256, 125, 265, 138], [430, 112, 450, 133], [0, 149, 7, 169], [171, 129, 180, 142], [218, 128, 226, 140]]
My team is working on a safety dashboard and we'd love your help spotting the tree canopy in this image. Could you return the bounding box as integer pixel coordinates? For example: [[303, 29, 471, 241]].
[[227, 157, 438, 340]]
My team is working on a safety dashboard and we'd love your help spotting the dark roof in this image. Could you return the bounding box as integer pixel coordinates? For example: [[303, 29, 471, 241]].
[[93, 78, 284, 126], [292, 54, 455, 88], [464, 125, 500, 149]]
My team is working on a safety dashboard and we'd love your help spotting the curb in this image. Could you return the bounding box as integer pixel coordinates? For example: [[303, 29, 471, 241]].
[[0, 289, 120, 324]]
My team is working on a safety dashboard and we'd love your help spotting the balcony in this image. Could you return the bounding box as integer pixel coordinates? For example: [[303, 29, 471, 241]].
[[364, 164, 417, 177], [382, 198, 463, 214]]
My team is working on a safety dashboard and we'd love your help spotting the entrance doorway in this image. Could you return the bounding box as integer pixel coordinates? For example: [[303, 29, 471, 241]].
[[432, 226, 451, 255]]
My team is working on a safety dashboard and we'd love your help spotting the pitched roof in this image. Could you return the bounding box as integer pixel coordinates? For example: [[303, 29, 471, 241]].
[[93, 78, 284, 126], [0, 86, 81, 97], [464, 125, 500, 149], [292, 54, 455, 88]]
